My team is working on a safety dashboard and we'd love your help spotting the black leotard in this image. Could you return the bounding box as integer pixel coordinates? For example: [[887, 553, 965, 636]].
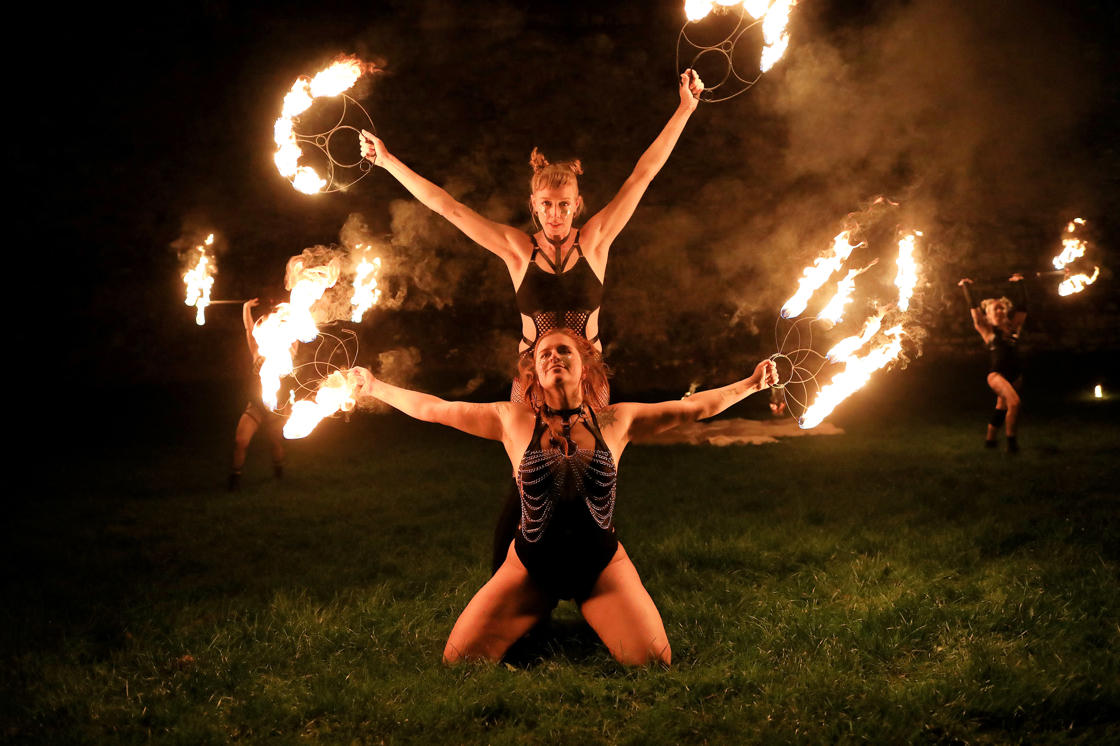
[[514, 407, 618, 601], [514, 230, 604, 347], [988, 327, 1022, 381]]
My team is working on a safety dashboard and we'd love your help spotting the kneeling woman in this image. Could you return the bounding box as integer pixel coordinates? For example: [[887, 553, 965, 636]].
[[356, 330, 776, 666]]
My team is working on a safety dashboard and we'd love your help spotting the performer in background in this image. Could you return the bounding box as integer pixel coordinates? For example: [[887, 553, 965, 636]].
[[958, 275, 1027, 452], [228, 299, 287, 490], [361, 70, 705, 570], [355, 328, 777, 666]]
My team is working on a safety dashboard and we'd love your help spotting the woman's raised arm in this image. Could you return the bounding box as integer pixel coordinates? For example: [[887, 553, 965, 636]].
[[242, 298, 260, 357], [355, 368, 507, 442], [958, 278, 993, 342], [579, 70, 704, 264], [361, 131, 530, 271]]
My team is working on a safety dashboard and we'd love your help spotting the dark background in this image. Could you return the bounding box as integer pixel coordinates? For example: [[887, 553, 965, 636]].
[[29, 0, 1120, 419]]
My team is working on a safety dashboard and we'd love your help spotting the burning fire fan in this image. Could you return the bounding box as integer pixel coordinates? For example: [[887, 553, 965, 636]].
[[251, 245, 384, 439], [273, 55, 381, 194], [677, 1, 798, 102], [768, 200, 924, 429]]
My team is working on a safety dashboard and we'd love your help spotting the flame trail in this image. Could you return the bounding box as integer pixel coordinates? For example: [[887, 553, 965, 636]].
[[894, 230, 920, 311], [1049, 218, 1099, 296], [799, 325, 904, 429], [273, 55, 374, 195], [759, 1, 797, 72], [1058, 267, 1099, 297], [825, 313, 883, 362], [780, 230, 864, 319], [350, 246, 383, 322], [782, 225, 923, 429], [183, 233, 216, 325], [1053, 219, 1088, 270]]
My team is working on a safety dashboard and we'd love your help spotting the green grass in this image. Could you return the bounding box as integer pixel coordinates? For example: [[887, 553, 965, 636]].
[[4, 389, 1118, 744]]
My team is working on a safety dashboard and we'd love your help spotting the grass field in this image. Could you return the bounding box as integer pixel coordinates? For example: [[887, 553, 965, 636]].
[[5, 360, 1119, 744]]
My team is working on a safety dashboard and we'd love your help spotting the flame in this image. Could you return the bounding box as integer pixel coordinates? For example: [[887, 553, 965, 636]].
[[781, 230, 864, 319], [350, 247, 383, 322], [759, 0, 797, 72], [817, 262, 877, 324], [252, 256, 342, 409], [742, 1, 771, 18], [825, 313, 883, 362], [1053, 234, 1087, 270], [800, 325, 904, 429], [1058, 267, 1099, 296], [894, 230, 920, 311], [182, 233, 216, 325], [683, 2, 796, 72], [273, 55, 371, 194], [785, 225, 923, 429], [252, 247, 381, 437], [283, 368, 366, 439], [685, 0, 715, 21]]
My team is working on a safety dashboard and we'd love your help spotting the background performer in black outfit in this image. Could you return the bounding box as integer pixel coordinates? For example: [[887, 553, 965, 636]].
[[354, 328, 777, 666], [958, 274, 1028, 452], [228, 298, 288, 490]]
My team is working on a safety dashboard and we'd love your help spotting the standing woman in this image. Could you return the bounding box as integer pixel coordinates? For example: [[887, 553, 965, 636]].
[[958, 274, 1028, 452], [228, 299, 287, 490], [354, 329, 777, 666], [360, 70, 705, 569], [359, 69, 704, 362]]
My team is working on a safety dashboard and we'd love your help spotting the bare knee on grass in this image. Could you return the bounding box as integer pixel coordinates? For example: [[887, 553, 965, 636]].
[[581, 544, 671, 667], [443, 543, 551, 665]]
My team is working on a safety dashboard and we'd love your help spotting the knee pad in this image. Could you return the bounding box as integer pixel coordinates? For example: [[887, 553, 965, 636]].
[[989, 409, 1007, 427]]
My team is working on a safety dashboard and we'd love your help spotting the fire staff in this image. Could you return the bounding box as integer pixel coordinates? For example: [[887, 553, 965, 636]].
[[354, 328, 777, 666], [958, 274, 1028, 452], [360, 70, 706, 571]]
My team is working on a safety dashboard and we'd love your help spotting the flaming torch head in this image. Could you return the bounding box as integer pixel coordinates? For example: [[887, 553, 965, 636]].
[[182, 233, 216, 325]]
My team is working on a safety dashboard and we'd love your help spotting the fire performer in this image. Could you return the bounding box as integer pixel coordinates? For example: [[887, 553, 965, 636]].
[[958, 274, 1028, 452], [354, 329, 776, 666], [360, 70, 705, 571], [229, 299, 289, 490]]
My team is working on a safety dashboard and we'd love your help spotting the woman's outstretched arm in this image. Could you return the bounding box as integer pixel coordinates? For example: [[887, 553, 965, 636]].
[[355, 369, 506, 442], [360, 132, 529, 270], [579, 70, 704, 263], [607, 359, 777, 448]]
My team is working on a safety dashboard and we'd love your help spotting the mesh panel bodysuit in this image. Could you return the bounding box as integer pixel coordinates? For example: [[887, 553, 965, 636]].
[[514, 407, 618, 601], [514, 230, 604, 348]]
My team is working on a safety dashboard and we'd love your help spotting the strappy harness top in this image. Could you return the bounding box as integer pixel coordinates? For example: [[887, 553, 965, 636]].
[[514, 230, 604, 348]]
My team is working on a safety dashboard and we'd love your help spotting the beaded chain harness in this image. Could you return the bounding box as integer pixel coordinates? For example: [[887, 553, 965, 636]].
[[516, 405, 617, 543]]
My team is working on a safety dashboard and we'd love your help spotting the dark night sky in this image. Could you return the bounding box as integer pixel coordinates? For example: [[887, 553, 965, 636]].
[[36, 0, 1120, 399]]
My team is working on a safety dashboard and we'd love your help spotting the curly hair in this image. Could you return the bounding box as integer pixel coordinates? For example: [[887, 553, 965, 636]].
[[980, 296, 1013, 317], [516, 329, 610, 412]]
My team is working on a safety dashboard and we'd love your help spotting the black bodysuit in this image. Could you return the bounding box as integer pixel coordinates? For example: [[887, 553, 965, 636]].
[[514, 230, 604, 347], [987, 327, 1022, 382], [514, 407, 618, 601]]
